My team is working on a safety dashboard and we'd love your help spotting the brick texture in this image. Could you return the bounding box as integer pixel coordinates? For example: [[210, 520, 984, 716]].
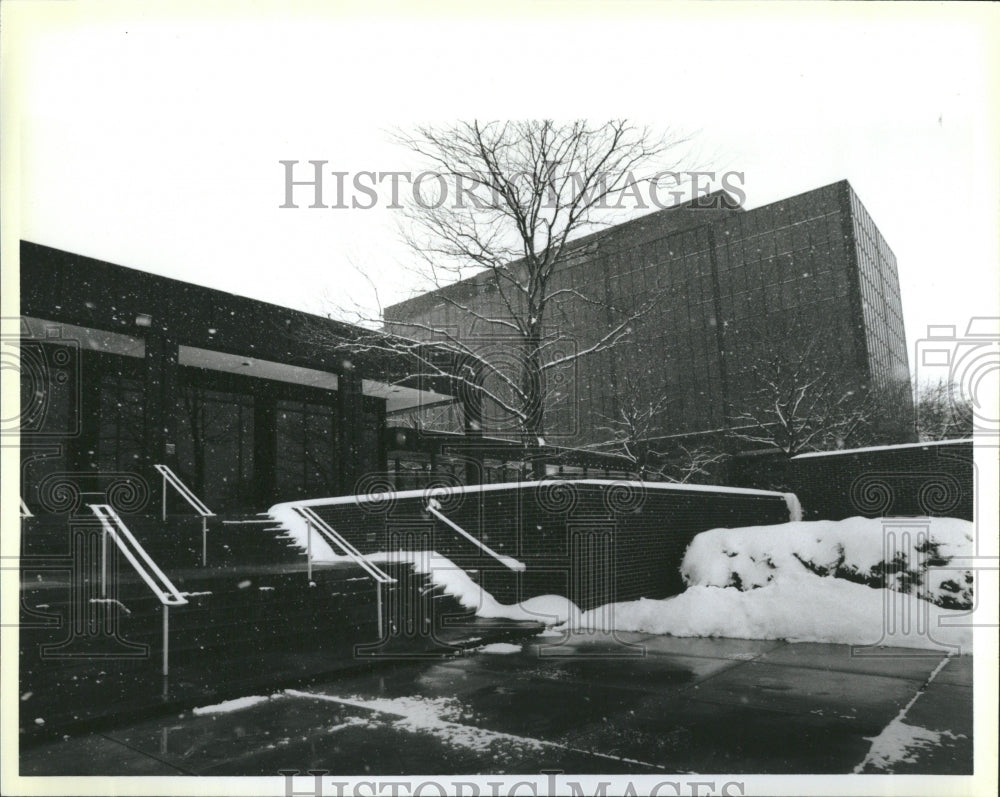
[[310, 482, 791, 611], [727, 441, 973, 521]]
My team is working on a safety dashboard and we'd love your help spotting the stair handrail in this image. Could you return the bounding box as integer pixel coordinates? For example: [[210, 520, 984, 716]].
[[88, 504, 188, 676], [154, 464, 215, 566], [154, 464, 214, 517], [425, 499, 526, 572], [291, 505, 396, 584], [291, 505, 396, 639]]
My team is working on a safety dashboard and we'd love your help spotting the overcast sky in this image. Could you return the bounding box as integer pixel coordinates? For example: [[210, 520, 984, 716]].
[[7, 1, 999, 371]]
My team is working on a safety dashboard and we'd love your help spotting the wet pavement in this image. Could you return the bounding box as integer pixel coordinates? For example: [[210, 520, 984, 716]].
[[19, 632, 973, 776]]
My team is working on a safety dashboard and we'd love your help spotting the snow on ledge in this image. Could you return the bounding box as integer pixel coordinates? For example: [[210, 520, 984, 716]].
[[792, 438, 972, 460], [270, 478, 791, 514]]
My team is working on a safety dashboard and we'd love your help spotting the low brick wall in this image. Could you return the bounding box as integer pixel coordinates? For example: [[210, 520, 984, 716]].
[[728, 440, 973, 521], [791, 440, 974, 521], [301, 480, 794, 611]]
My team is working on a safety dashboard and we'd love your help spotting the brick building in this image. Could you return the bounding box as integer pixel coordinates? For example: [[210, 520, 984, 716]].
[[385, 179, 915, 454], [18, 242, 471, 512]]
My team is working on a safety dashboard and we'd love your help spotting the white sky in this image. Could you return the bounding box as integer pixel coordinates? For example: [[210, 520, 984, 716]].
[[5, 0, 1000, 368]]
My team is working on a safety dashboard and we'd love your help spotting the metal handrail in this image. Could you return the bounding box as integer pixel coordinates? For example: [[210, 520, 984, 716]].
[[425, 499, 526, 572], [88, 504, 188, 675], [154, 464, 215, 566], [154, 464, 214, 516], [291, 506, 395, 638], [291, 506, 396, 584]]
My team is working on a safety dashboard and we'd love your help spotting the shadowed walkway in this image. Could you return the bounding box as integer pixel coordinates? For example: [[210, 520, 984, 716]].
[[19, 632, 973, 776]]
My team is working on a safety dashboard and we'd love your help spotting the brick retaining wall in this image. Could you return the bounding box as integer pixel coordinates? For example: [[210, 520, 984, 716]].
[[302, 481, 793, 611], [728, 440, 973, 521]]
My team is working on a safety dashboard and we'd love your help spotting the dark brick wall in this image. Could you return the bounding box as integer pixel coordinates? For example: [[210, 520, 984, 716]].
[[308, 481, 792, 611], [385, 181, 912, 449], [727, 441, 973, 521]]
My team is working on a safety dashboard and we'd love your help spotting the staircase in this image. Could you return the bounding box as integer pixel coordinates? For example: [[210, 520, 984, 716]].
[[357, 557, 538, 659], [18, 510, 543, 743]]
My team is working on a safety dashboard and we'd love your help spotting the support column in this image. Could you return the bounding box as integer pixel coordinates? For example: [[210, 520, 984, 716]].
[[458, 364, 484, 486], [143, 332, 179, 475], [71, 350, 102, 472], [336, 364, 365, 494], [253, 382, 278, 508]]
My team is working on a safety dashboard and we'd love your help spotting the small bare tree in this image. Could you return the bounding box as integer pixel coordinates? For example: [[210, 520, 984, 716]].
[[594, 374, 727, 482], [661, 444, 730, 484], [915, 378, 974, 441], [727, 343, 876, 457], [592, 374, 675, 477]]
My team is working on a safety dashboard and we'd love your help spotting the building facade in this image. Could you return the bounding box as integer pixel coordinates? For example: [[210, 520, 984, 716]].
[[18, 242, 467, 512], [385, 180, 914, 453]]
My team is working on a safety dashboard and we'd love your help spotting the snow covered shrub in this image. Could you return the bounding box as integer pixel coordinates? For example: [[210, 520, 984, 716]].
[[681, 517, 974, 610]]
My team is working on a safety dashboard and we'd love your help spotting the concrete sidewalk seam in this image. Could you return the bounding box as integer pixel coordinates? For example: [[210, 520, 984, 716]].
[[852, 653, 958, 773]]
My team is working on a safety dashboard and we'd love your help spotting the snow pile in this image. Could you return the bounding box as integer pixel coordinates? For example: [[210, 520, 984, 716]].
[[577, 570, 971, 650], [575, 516, 974, 651], [681, 517, 974, 609], [370, 551, 581, 626]]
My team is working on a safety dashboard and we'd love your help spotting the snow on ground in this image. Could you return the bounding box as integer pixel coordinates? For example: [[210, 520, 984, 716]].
[[475, 642, 523, 654], [855, 717, 964, 772], [575, 517, 974, 651], [192, 695, 274, 715], [681, 516, 974, 609], [576, 570, 971, 651], [271, 495, 974, 650], [284, 689, 545, 754]]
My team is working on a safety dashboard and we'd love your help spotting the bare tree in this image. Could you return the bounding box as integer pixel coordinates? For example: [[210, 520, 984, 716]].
[[592, 373, 675, 476], [593, 374, 727, 482], [376, 120, 696, 463], [915, 378, 974, 441], [660, 444, 730, 484], [727, 342, 877, 457]]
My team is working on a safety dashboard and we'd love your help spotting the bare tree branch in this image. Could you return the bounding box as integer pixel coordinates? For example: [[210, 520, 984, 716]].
[[372, 119, 696, 461]]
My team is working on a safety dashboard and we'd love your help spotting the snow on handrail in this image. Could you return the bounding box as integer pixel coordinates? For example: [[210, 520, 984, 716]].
[[291, 505, 396, 584], [88, 504, 188, 606], [425, 499, 526, 572], [154, 464, 215, 517]]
